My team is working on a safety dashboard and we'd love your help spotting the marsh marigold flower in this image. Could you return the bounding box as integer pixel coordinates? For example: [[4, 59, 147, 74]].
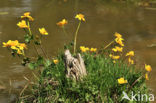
[[75, 14, 85, 21], [3, 40, 12, 47], [57, 19, 68, 27], [2, 40, 26, 55], [3, 40, 19, 47], [128, 58, 134, 64], [17, 20, 29, 29], [145, 73, 149, 80], [118, 77, 128, 84], [109, 54, 120, 60], [39, 28, 48, 35], [9, 40, 19, 47], [145, 64, 152, 72], [11, 46, 18, 50], [112, 46, 123, 52], [53, 59, 59, 64], [126, 51, 134, 57], [85, 47, 89, 51], [21, 12, 34, 21], [90, 48, 97, 52], [114, 32, 122, 38], [80, 46, 89, 52], [19, 43, 27, 49], [17, 49, 23, 55], [113, 60, 116, 63], [115, 37, 124, 46], [112, 55, 120, 60]]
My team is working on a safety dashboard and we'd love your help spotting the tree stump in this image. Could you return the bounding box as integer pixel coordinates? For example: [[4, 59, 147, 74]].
[[64, 50, 87, 80]]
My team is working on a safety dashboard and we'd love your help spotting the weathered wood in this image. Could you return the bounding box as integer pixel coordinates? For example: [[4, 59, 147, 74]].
[[64, 50, 87, 80]]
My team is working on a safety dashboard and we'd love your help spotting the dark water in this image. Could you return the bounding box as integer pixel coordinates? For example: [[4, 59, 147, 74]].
[[0, 0, 156, 102]]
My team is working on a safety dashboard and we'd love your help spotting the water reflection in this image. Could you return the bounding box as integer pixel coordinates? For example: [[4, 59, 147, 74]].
[[0, 0, 156, 102]]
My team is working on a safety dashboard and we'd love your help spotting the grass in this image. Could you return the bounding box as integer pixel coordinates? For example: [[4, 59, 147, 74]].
[[18, 49, 149, 103]]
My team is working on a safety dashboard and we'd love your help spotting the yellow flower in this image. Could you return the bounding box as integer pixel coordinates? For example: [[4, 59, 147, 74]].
[[56, 19, 68, 27], [114, 32, 122, 38], [113, 55, 120, 59], [75, 14, 85, 21], [10, 40, 19, 47], [17, 20, 29, 29], [90, 48, 97, 52], [110, 54, 120, 60], [18, 44, 27, 50], [80, 46, 88, 52], [21, 12, 34, 21], [128, 58, 134, 64], [115, 38, 124, 46], [112, 46, 123, 52], [3, 40, 20, 48], [2, 40, 26, 55], [113, 60, 116, 63], [118, 77, 128, 84], [145, 73, 149, 80], [109, 54, 113, 58], [39, 28, 48, 35], [53, 59, 59, 64], [126, 51, 134, 57], [19, 43, 27, 49], [3, 42, 8, 47], [85, 47, 90, 51], [11, 46, 18, 50], [2, 40, 12, 47], [145, 64, 152, 72], [17, 49, 23, 55]]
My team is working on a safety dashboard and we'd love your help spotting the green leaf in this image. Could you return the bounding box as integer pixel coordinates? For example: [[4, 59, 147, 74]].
[[44, 60, 51, 67], [21, 57, 30, 66], [28, 62, 37, 70], [34, 41, 41, 45], [36, 56, 44, 65], [24, 34, 33, 43]]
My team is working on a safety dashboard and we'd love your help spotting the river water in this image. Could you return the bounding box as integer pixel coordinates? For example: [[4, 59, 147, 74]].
[[0, 0, 156, 102]]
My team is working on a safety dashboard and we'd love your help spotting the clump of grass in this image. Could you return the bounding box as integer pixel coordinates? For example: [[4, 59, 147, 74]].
[[18, 50, 150, 103]]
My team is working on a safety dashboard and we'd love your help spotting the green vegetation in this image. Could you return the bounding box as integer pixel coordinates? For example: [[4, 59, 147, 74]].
[[19, 51, 149, 103]]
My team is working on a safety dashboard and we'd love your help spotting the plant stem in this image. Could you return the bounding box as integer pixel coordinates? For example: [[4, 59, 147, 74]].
[[74, 21, 81, 54], [62, 26, 68, 37], [40, 36, 49, 59], [27, 20, 39, 56], [104, 41, 114, 50], [33, 43, 39, 56]]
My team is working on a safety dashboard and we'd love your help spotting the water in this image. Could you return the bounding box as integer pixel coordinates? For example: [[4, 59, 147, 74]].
[[0, 0, 156, 102]]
